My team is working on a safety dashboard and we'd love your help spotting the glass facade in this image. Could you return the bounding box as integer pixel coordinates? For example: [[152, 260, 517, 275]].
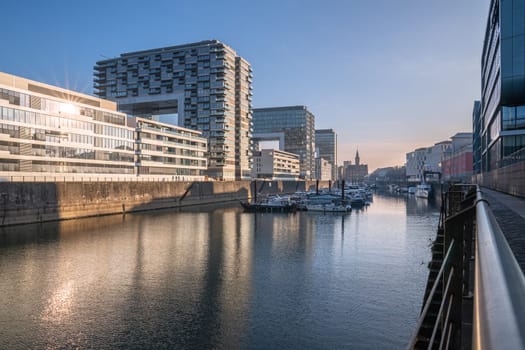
[[472, 101, 482, 174], [0, 72, 207, 179], [0, 81, 135, 175], [315, 129, 337, 181], [252, 106, 315, 179], [479, 0, 525, 172]]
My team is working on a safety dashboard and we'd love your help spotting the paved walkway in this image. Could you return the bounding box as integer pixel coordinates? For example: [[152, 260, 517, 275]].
[[481, 187, 525, 272]]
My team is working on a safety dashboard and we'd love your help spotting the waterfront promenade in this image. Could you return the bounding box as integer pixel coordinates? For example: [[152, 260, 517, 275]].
[[410, 184, 525, 349], [482, 187, 525, 272]]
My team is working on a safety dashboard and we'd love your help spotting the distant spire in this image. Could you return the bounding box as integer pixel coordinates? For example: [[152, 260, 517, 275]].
[[355, 149, 360, 166]]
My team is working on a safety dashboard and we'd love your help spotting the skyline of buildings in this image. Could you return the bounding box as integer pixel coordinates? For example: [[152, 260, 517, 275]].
[[0, 63, 366, 182], [94, 40, 253, 180], [0, 30, 477, 182]]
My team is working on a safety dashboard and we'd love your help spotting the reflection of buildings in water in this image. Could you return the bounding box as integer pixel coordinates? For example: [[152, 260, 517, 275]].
[[261, 213, 316, 260], [211, 210, 253, 349], [2, 208, 256, 347], [405, 195, 441, 217]]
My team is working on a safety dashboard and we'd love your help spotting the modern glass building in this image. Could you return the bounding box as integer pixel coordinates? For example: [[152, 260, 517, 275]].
[[94, 40, 253, 180], [315, 129, 337, 181], [479, 0, 525, 172], [0, 71, 207, 180], [252, 106, 315, 179], [472, 100, 482, 174]]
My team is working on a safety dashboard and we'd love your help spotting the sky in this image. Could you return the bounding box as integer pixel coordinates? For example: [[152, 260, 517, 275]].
[[1, 0, 490, 172]]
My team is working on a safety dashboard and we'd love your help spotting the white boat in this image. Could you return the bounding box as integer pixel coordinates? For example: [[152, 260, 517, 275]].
[[306, 203, 351, 213], [415, 183, 432, 199]]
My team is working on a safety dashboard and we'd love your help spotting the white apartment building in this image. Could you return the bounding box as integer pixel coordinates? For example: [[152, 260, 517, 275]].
[[406, 141, 452, 183], [252, 149, 300, 180], [133, 117, 207, 179], [315, 157, 332, 181]]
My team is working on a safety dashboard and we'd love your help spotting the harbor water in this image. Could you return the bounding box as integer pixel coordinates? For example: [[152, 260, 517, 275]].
[[0, 192, 440, 349]]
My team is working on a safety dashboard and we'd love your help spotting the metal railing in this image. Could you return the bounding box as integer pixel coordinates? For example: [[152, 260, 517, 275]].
[[473, 188, 525, 349], [409, 185, 525, 349], [0, 174, 207, 183]]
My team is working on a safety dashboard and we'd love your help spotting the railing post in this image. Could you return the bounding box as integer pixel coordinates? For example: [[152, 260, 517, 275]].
[[444, 213, 462, 348]]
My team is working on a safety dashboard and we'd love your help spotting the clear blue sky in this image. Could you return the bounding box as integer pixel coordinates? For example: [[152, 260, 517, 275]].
[[2, 0, 489, 171]]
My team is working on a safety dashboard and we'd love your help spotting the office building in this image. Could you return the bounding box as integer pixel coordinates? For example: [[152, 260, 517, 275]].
[[252, 149, 300, 180], [315, 129, 337, 180], [0, 71, 207, 180], [94, 40, 253, 180], [252, 106, 315, 179], [478, 0, 525, 173]]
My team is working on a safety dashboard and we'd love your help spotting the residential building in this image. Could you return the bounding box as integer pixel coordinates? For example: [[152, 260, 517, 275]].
[[252, 106, 315, 179], [0, 71, 207, 180], [252, 149, 300, 180], [315, 157, 332, 181], [478, 0, 525, 173], [132, 117, 207, 178], [343, 150, 368, 183], [442, 132, 473, 182], [406, 148, 428, 183], [406, 140, 451, 183], [94, 40, 253, 180], [315, 129, 337, 180]]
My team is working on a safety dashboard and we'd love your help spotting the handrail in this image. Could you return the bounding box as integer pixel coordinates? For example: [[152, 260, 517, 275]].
[[473, 188, 525, 349], [428, 266, 454, 347], [408, 239, 456, 349], [409, 184, 525, 349], [428, 266, 454, 348]]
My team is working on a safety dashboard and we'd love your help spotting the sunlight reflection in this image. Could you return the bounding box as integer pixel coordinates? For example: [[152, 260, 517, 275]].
[[41, 280, 75, 323]]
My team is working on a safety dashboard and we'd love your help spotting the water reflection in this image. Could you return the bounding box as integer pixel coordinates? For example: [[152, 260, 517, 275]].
[[0, 194, 439, 349]]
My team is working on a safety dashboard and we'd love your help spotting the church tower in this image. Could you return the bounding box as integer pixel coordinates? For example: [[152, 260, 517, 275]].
[[355, 149, 360, 166]]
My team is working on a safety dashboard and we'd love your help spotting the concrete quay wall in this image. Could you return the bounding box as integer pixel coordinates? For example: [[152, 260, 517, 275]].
[[0, 180, 330, 226]]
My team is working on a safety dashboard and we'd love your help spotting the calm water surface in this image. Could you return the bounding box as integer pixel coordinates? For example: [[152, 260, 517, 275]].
[[0, 193, 439, 349]]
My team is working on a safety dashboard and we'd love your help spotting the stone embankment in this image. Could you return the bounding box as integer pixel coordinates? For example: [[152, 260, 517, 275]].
[[0, 180, 328, 226]]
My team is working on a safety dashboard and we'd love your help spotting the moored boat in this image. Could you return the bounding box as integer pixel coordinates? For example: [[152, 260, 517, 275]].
[[306, 203, 351, 213], [240, 196, 297, 213], [415, 183, 432, 199]]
